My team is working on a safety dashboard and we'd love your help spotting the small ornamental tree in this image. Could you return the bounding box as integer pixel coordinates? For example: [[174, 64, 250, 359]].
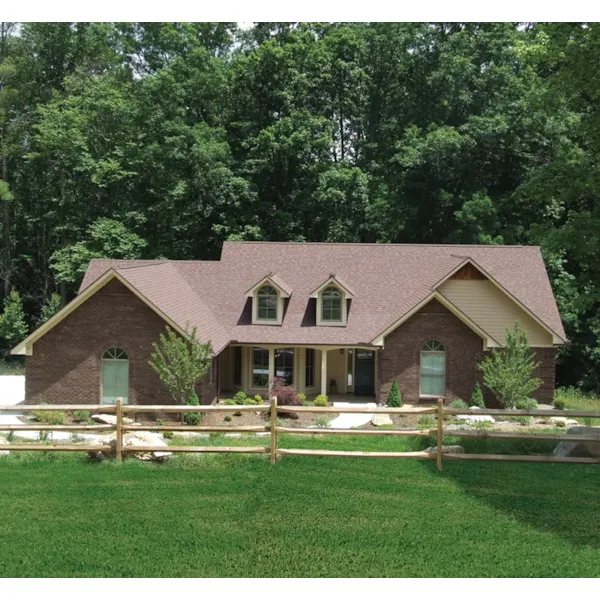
[[39, 293, 62, 325], [0, 290, 28, 356], [387, 379, 403, 407], [148, 325, 212, 424], [478, 322, 542, 408], [470, 381, 485, 408]]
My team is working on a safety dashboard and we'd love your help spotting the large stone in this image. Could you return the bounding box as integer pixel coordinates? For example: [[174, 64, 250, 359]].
[[553, 426, 600, 458], [456, 411, 495, 424], [86, 431, 172, 461], [0, 437, 10, 456], [371, 414, 393, 427], [549, 417, 579, 427], [91, 414, 135, 425], [426, 445, 464, 455]]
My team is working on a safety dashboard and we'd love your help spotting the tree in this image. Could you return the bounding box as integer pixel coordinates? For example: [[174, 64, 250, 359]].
[[148, 325, 212, 423], [478, 323, 542, 408], [470, 381, 485, 408], [0, 288, 27, 355], [38, 292, 61, 325], [387, 379, 403, 407]]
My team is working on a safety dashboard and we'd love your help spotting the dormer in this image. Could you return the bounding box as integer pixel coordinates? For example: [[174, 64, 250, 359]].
[[245, 273, 291, 326], [309, 275, 354, 327]]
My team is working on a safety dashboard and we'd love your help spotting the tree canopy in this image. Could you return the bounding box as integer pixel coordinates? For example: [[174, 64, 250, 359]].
[[1, 22, 599, 389]]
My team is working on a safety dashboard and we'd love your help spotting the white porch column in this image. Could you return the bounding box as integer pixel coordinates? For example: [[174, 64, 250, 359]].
[[321, 349, 328, 396], [268, 348, 275, 396]]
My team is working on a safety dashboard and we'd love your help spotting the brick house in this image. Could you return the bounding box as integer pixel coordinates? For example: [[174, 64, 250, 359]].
[[12, 242, 566, 407]]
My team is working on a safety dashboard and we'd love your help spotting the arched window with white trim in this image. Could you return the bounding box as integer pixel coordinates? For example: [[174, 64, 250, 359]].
[[256, 285, 278, 321], [420, 340, 445, 398], [102, 347, 129, 405]]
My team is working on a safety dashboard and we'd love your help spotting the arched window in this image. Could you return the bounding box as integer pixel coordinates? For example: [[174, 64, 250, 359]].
[[420, 340, 445, 397], [321, 286, 342, 322], [102, 347, 129, 405], [257, 285, 278, 321]]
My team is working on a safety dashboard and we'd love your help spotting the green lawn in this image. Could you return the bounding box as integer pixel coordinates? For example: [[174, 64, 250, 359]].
[[0, 434, 599, 578]]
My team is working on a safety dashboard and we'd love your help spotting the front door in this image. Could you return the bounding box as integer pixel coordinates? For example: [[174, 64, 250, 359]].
[[354, 350, 375, 396]]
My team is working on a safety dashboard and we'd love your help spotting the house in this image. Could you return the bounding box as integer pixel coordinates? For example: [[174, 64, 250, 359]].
[[12, 242, 566, 407]]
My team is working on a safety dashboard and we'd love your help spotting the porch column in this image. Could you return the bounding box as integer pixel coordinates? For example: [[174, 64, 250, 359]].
[[321, 349, 328, 396], [268, 348, 275, 397]]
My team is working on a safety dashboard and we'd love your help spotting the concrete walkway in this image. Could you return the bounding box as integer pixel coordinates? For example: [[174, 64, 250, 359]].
[[328, 401, 376, 429]]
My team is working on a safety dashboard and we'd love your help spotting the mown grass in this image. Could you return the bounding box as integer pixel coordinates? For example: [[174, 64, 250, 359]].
[[1, 433, 599, 578]]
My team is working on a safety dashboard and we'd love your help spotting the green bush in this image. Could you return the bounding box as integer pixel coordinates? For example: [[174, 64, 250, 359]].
[[313, 416, 330, 428], [163, 431, 174, 440], [233, 411, 242, 417], [72, 410, 91, 423], [387, 380, 403, 407], [450, 399, 468, 410], [472, 420, 493, 432], [297, 393, 307, 405], [555, 419, 566, 428], [156, 418, 165, 426], [554, 396, 566, 410], [418, 415, 435, 427], [183, 392, 201, 426], [31, 407, 66, 425], [224, 399, 236, 405], [224, 415, 232, 422], [314, 395, 328, 407], [254, 394, 264, 405], [470, 382, 485, 408], [515, 398, 538, 411], [233, 391, 248, 405]]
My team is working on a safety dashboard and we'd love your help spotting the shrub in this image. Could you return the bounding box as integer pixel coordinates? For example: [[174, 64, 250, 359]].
[[163, 431, 174, 440], [554, 396, 566, 410], [313, 416, 330, 428], [478, 322, 542, 408], [254, 394, 264, 405], [156, 418, 165, 426], [31, 408, 66, 425], [515, 398, 538, 411], [314, 394, 328, 407], [183, 392, 201, 426], [72, 410, 90, 423], [450, 399, 468, 410], [387, 379, 403, 407], [233, 391, 248, 405], [224, 415, 232, 422], [470, 382, 485, 408], [271, 378, 301, 406], [297, 393, 307, 405], [418, 415, 435, 427], [513, 415, 533, 426], [473, 420, 493, 432], [555, 419, 566, 428], [233, 411, 242, 417], [224, 399, 236, 406]]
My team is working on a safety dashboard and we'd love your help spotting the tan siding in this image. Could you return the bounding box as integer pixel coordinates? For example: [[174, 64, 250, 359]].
[[438, 280, 553, 347]]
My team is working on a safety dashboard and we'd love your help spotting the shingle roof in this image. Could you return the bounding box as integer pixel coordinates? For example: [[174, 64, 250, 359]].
[[79, 242, 566, 353]]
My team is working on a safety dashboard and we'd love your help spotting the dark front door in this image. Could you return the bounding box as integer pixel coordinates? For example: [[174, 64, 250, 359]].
[[354, 350, 375, 396]]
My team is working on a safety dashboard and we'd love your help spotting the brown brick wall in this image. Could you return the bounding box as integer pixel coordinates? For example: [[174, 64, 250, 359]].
[[377, 298, 556, 405], [25, 278, 217, 407]]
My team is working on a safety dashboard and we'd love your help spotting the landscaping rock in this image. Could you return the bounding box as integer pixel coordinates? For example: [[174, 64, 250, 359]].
[[550, 417, 579, 427], [86, 431, 171, 461], [426, 445, 464, 455], [224, 433, 242, 438], [456, 410, 495, 424], [553, 426, 600, 459], [371, 414, 393, 426], [0, 437, 10, 456], [91, 414, 135, 425]]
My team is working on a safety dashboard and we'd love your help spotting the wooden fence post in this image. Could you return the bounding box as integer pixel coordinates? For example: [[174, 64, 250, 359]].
[[437, 398, 444, 471], [116, 397, 123, 464], [270, 396, 278, 464]]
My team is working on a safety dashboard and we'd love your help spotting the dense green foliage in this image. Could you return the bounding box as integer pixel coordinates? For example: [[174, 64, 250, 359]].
[[1, 22, 600, 389], [479, 323, 542, 408], [470, 381, 485, 408], [148, 325, 212, 406], [0, 437, 599, 577], [386, 379, 403, 406]]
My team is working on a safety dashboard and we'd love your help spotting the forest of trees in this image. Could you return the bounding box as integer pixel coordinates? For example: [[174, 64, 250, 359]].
[[0, 22, 599, 389]]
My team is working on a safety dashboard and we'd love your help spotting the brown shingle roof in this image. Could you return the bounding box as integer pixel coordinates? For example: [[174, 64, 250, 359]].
[[79, 242, 566, 353]]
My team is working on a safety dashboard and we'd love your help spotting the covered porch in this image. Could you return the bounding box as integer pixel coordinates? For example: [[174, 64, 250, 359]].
[[217, 345, 378, 399]]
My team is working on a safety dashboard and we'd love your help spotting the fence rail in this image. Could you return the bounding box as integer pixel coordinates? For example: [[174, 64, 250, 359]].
[[1, 398, 599, 468]]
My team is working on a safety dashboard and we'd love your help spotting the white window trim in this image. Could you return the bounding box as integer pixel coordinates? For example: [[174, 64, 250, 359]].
[[419, 344, 446, 399], [252, 287, 285, 325], [316, 284, 347, 327]]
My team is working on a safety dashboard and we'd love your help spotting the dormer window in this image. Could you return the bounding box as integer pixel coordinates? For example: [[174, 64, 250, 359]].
[[310, 275, 354, 327], [246, 273, 291, 326], [321, 286, 342, 322], [257, 285, 278, 321]]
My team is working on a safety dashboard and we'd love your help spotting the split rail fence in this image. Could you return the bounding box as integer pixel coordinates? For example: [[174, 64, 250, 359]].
[[1, 398, 599, 469]]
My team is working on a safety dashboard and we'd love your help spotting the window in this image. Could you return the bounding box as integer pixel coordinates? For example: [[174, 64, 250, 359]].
[[101, 347, 129, 405], [233, 347, 242, 386], [420, 340, 445, 397], [321, 286, 342, 322], [305, 348, 315, 387], [275, 348, 294, 385], [347, 349, 353, 388], [252, 347, 269, 387], [257, 285, 278, 321]]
